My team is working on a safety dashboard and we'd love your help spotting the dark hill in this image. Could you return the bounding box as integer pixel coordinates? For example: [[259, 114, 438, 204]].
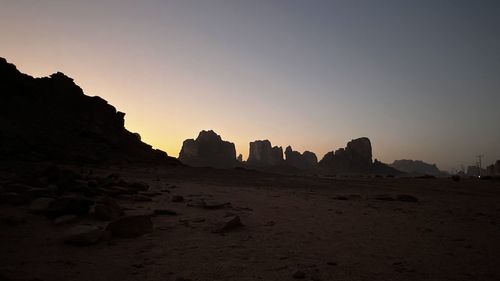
[[0, 57, 178, 165], [390, 159, 445, 176]]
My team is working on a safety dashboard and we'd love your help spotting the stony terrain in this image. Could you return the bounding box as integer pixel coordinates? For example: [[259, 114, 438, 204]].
[[1, 163, 499, 281]]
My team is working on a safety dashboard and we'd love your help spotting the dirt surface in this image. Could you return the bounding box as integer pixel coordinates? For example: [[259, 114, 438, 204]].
[[1, 165, 500, 281]]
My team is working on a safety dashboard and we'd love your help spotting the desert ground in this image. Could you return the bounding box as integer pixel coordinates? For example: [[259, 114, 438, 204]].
[[1, 164, 499, 281]]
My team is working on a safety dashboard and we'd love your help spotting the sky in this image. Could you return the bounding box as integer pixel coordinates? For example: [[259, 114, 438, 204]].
[[1, 0, 499, 171]]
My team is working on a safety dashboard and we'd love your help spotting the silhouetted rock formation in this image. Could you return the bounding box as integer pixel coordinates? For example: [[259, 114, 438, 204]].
[[390, 159, 445, 176], [317, 138, 401, 175], [0, 57, 176, 164], [284, 146, 317, 169], [318, 137, 373, 173], [372, 159, 405, 176], [246, 140, 284, 167], [178, 130, 238, 168]]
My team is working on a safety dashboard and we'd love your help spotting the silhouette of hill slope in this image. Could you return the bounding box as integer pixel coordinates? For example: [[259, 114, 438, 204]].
[[0, 57, 178, 164], [391, 159, 446, 176]]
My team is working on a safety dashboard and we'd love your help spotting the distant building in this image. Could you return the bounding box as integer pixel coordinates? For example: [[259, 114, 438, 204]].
[[466, 165, 486, 177], [486, 160, 500, 176]]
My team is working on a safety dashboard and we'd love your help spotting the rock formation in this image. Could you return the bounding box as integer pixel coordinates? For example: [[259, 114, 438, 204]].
[[390, 159, 445, 176], [318, 137, 373, 173], [178, 130, 238, 168], [0, 57, 176, 164], [284, 146, 317, 169], [246, 140, 284, 167]]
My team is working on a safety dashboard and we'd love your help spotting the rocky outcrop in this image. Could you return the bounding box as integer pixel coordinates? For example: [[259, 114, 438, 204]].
[[318, 137, 373, 173], [246, 140, 283, 167], [0, 57, 177, 164], [390, 159, 445, 176], [178, 130, 238, 168], [284, 146, 317, 169]]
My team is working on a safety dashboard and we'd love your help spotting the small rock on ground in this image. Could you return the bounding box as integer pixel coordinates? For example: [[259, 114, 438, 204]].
[[64, 225, 104, 246], [171, 195, 184, 202], [54, 215, 78, 225], [292, 270, 306, 279], [106, 215, 153, 238], [213, 215, 243, 233], [397, 194, 419, 202], [153, 209, 177, 216], [29, 197, 56, 213]]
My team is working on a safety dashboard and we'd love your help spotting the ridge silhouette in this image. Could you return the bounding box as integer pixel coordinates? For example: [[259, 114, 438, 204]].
[[0, 57, 178, 165]]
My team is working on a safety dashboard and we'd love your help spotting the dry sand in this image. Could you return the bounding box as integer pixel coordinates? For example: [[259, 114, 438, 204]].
[[1, 166, 499, 281]]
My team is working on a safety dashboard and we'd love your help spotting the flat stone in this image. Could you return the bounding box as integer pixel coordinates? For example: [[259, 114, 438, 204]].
[[106, 215, 153, 238], [397, 194, 419, 202], [54, 215, 78, 225], [213, 215, 243, 233], [292, 270, 306, 279], [202, 200, 231, 209], [153, 209, 178, 216], [0, 215, 27, 226], [171, 195, 184, 202], [46, 196, 94, 216], [24, 187, 50, 199], [29, 197, 56, 213], [132, 195, 153, 202], [1, 192, 28, 205], [3, 183, 33, 193], [64, 225, 103, 245]]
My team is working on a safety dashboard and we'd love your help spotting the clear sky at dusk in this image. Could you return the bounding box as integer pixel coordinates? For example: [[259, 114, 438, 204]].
[[1, 0, 499, 171]]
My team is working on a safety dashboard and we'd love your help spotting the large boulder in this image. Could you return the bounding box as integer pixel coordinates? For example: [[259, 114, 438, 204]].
[[178, 130, 238, 168], [246, 140, 283, 167], [0, 57, 178, 165], [93, 197, 123, 221], [318, 137, 373, 174], [284, 146, 317, 169]]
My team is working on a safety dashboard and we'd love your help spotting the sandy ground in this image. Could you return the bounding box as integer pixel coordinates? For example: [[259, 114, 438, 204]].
[[1, 165, 500, 281]]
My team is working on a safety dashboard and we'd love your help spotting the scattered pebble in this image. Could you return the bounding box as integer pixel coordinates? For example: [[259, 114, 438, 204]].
[[171, 195, 184, 202], [292, 270, 306, 279], [153, 209, 178, 216], [54, 215, 78, 225]]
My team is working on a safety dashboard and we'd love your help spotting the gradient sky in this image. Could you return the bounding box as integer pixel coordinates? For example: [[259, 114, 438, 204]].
[[1, 0, 499, 171]]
